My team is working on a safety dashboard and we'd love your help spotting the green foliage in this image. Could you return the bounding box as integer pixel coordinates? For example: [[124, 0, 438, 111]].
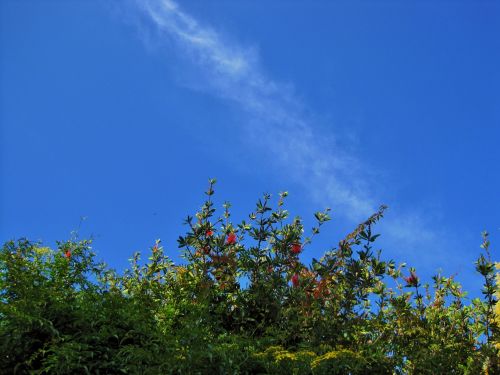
[[496, 263, 500, 352], [0, 180, 498, 374], [253, 346, 316, 374], [311, 349, 366, 375]]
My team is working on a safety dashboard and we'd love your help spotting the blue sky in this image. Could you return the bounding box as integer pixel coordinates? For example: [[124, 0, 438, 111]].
[[1, 0, 499, 296]]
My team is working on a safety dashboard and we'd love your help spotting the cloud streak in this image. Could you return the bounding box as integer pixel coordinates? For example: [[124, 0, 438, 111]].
[[135, 0, 378, 221], [129, 0, 460, 271]]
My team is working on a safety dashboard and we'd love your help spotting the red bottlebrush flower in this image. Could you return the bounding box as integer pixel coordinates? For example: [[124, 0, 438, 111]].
[[291, 243, 302, 254], [403, 271, 419, 287], [313, 279, 326, 299], [206, 229, 213, 237], [226, 232, 237, 245], [291, 274, 299, 287], [64, 250, 71, 259], [313, 287, 322, 299]]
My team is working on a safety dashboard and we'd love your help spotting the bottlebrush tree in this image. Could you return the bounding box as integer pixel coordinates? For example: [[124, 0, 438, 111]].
[[0, 179, 498, 374]]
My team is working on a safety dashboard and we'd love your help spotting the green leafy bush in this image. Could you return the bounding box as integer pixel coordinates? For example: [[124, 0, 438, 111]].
[[253, 346, 316, 374], [0, 179, 498, 374], [311, 349, 365, 374]]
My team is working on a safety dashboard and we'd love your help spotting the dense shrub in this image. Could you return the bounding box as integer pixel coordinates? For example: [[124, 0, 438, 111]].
[[0, 180, 498, 374], [311, 349, 366, 375], [253, 346, 316, 374]]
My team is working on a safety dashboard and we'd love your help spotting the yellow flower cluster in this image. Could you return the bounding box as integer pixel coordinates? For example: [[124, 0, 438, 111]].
[[253, 346, 316, 374]]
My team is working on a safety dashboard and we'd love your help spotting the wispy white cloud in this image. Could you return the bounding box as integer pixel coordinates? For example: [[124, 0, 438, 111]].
[[129, 0, 456, 267], [134, 0, 377, 221]]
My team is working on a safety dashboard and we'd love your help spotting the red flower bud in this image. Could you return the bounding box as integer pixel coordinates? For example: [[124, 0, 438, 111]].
[[206, 229, 213, 237], [291, 274, 299, 287], [291, 243, 302, 254], [403, 271, 419, 287], [313, 287, 321, 299], [64, 250, 71, 259], [226, 233, 237, 245]]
